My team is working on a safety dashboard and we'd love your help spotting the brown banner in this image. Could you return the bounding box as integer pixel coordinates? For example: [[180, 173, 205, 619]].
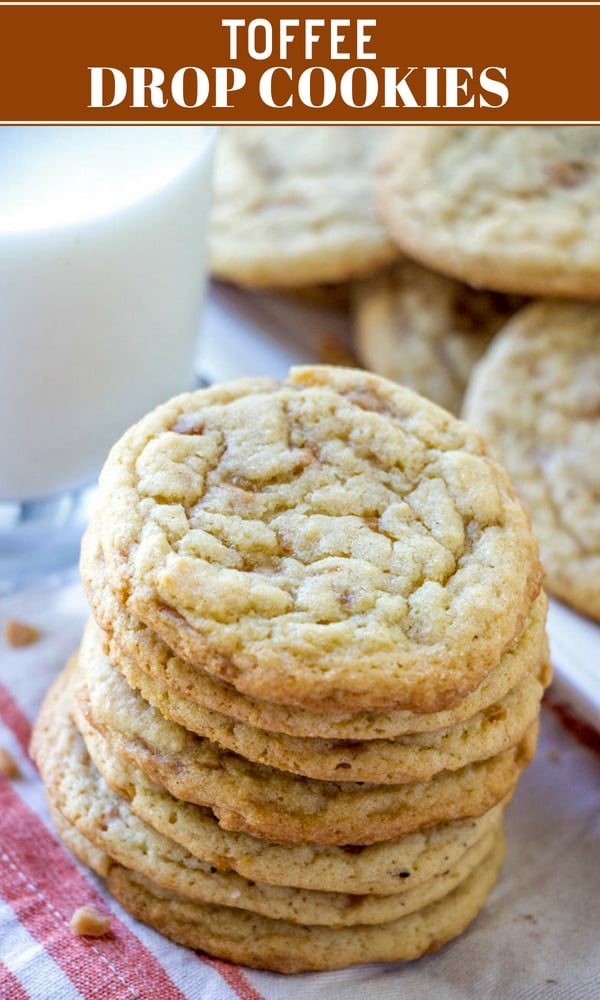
[[0, 4, 598, 122]]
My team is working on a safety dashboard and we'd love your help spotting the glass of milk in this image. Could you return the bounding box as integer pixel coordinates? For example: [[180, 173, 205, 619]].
[[0, 125, 217, 591]]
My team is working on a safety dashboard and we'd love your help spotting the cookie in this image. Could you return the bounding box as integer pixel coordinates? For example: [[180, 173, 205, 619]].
[[93, 364, 543, 715], [99, 833, 506, 973], [47, 800, 111, 880], [73, 647, 538, 846], [209, 126, 399, 288], [82, 715, 510, 896], [463, 299, 600, 621], [35, 678, 500, 929], [353, 260, 524, 414], [376, 126, 600, 298], [82, 528, 549, 741], [80, 619, 548, 785]]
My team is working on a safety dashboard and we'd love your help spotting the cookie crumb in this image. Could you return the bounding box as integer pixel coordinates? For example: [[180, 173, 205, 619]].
[[69, 905, 111, 937], [0, 747, 21, 779], [4, 618, 40, 648]]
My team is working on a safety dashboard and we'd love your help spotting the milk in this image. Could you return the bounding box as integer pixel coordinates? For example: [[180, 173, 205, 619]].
[[0, 126, 216, 501]]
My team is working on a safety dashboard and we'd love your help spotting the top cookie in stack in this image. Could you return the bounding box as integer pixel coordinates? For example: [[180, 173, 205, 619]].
[[87, 364, 542, 717]]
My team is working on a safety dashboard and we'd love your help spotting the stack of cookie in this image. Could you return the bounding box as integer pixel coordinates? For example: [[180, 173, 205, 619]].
[[32, 365, 549, 972]]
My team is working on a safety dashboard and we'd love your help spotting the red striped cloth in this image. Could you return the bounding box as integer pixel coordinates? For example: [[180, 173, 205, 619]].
[[0, 577, 265, 1000], [1, 574, 599, 1000]]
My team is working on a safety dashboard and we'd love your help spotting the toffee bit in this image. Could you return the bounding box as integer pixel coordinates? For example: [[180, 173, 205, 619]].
[[4, 618, 41, 648], [172, 414, 204, 436], [545, 159, 590, 188], [69, 905, 111, 937], [0, 747, 21, 780]]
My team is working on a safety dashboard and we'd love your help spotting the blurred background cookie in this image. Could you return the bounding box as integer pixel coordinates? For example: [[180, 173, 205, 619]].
[[352, 259, 525, 413], [376, 125, 600, 298], [210, 126, 400, 288], [464, 299, 600, 622]]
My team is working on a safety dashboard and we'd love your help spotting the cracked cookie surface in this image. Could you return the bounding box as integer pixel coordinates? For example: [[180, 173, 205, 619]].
[[376, 126, 600, 298], [94, 365, 542, 715], [464, 300, 600, 621]]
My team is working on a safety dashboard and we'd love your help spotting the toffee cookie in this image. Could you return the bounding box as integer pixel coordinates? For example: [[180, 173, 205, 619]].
[[49, 797, 499, 931], [80, 832, 506, 973], [464, 299, 600, 621], [376, 126, 600, 298], [353, 260, 524, 414], [83, 718, 511, 896], [93, 365, 543, 716], [209, 126, 399, 288], [82, 531, 549, 742], [79, 619, 548, 785], [84, 528, 549, 741], [34, 669, 501, 928], [73, 647, 539, 847]]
